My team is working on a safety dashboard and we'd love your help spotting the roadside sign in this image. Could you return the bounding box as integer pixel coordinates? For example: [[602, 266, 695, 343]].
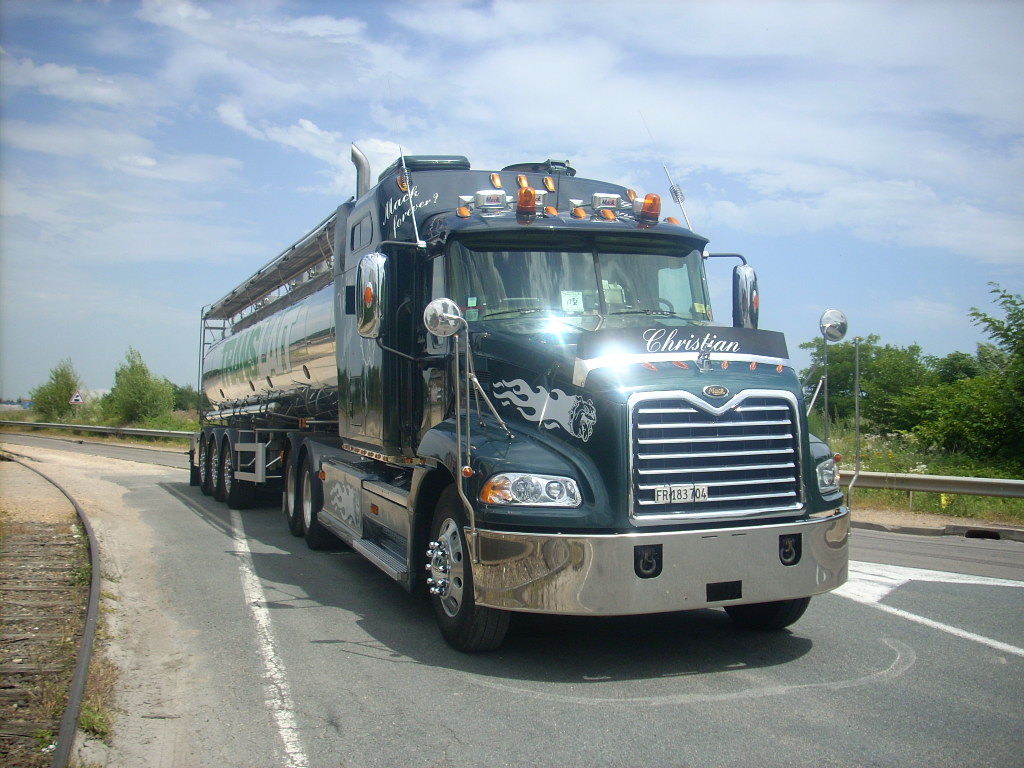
[[69, 391, 85, 405]]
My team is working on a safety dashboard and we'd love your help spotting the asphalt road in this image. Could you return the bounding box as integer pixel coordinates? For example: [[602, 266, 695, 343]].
[[3, 433, 1023, 767]]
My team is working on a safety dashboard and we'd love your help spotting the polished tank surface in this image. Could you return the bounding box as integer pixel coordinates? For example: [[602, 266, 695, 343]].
[[202, 282, 338, 409]]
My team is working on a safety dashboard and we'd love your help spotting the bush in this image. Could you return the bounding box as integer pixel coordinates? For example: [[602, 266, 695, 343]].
[[30, 359, 82, 421], [102, 348, 175, 425]]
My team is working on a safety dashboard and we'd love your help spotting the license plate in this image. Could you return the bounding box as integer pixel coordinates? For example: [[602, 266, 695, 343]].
[[654, 484, 709, 504]]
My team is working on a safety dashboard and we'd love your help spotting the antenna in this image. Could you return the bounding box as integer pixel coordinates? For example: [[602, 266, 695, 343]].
[[639, 111, 693, 229], [662, 164, 692, 230]]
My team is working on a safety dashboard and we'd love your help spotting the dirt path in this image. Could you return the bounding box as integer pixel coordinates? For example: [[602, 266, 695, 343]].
[[0, 445, 211, 767]]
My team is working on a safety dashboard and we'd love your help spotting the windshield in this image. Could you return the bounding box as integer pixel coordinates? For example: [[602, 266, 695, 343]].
[[448, 236, 711, 332]]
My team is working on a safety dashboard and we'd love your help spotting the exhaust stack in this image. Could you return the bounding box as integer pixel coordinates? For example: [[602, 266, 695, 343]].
[[351, 144, 371, 199]]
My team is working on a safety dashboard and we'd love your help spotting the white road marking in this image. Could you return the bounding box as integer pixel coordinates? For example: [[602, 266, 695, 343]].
[[231, 509, 309, 768], [836, 560, 1024, 658]]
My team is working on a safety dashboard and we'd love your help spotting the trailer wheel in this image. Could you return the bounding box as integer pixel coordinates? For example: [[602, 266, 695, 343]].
[[219, 439, 253, 509], [189, 446, 201, 486], [725, 597, 811, 630], [426, 486, 509, 652], [282, 452, 304, 536], [300, 455, 335, 550], [200, 434, 217, 496]]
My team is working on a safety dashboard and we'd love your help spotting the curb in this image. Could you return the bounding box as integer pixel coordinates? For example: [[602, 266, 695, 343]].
[[851, 518, 1024, 543]]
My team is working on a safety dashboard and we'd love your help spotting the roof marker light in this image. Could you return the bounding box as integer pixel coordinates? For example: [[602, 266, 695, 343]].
[[666, 216, 680, 225], [571, 207, 587, 218], [517, 174, 529, 188], [599, 209, 617, 221], [544, 205, 558, 216], [626, 189, 637, 202], [490, 173, 503, 189], [543, 176, 556, 192], [457, 206, 472, 218]]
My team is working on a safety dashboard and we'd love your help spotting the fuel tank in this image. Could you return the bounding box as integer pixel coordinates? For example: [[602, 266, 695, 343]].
[[201, 281, 338, 413]]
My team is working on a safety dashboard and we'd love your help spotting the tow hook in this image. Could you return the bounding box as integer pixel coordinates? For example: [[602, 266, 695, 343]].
[[779, 534, 802, 566], [634, 544, 663, 579]]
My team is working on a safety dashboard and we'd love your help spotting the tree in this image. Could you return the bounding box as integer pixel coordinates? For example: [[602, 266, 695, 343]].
[[171, 382, 203, 412], [800, 335, 936, 431], [968, 283, 1024, 459], [929, 350, 981, 384], [30, 359, 82, 421], [102, 348, 175, 424]]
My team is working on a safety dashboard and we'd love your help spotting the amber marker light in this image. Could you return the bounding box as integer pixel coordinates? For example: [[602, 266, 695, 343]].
[[599, 209, 617, 220], [490, 173, 503, 188], [544, 206, 558, 216], [517, 174, 529, 188], [626, 188, 637, 202], [457, 206, 472, 218], [639, 193, 662, 223], [543, 176, 556, 192], [517, 187, 537, 215], [572, 207, 587, 218]]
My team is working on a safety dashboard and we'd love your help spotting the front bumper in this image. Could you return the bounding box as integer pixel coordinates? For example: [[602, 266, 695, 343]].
[[468, 507, 849, 615]]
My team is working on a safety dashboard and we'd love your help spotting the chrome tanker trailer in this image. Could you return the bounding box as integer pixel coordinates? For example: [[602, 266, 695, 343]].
[[190, 146, 850, 651]]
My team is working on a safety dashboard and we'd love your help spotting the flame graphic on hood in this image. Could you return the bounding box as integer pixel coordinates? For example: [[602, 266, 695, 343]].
[[492, 379, 596, 442]]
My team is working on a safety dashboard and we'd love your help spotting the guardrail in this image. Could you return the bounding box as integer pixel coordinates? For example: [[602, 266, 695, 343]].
[[0, 420, 192, 440], [842, 470, 1024, 499], [3, 420, 1023, 498]]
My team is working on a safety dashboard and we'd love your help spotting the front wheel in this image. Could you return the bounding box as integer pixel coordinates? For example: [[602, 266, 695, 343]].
[[426, 486, 509, 652], [725, 597, 811, 630]]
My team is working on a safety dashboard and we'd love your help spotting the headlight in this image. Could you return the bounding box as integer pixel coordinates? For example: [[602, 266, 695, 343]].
[[480, 473, 582, 507], [816, 457, 840, 494]]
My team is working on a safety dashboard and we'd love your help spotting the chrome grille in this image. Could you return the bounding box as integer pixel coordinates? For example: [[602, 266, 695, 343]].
[[630, 391, 802, 524]]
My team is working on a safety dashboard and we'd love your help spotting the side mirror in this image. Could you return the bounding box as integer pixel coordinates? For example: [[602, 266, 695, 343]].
[[423, 298, 463, 337], [732, 263, 759, 329], [356, 252, 387, 338]]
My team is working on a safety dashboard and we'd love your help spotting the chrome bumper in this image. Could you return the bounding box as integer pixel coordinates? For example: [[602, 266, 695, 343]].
[[468, 508, 849, 615]]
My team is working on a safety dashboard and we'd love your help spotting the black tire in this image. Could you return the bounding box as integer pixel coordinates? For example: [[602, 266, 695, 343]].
[[189, 446, 201, 487], [300, 455, 336, 550], [282, 452, 304, 537], [200, 434, 217, 496], [219, 439, 253, 510], [725, 597, 811, 630], [426, 486, 509, 652]]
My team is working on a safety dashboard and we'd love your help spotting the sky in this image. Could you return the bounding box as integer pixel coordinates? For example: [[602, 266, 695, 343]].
[[1, 0, 1022, 400]]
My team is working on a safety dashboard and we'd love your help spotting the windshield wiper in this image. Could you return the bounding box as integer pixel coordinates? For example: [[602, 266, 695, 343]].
[[482, 308, 551, 319], [609, 309, 676, 317]]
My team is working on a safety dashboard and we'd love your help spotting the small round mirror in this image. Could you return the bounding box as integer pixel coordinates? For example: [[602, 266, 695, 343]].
[[819, 308, 848, 342], [424, 298, 463, 337]]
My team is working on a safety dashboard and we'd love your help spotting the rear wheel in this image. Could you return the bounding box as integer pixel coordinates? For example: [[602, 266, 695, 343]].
[[725, 597, 811, 630], [300, 455, 336, 550], [426, 486, 509, 652], [219, 440, 253, 509], [282, 452, 304, 536], [200, 434, 217, 496]]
